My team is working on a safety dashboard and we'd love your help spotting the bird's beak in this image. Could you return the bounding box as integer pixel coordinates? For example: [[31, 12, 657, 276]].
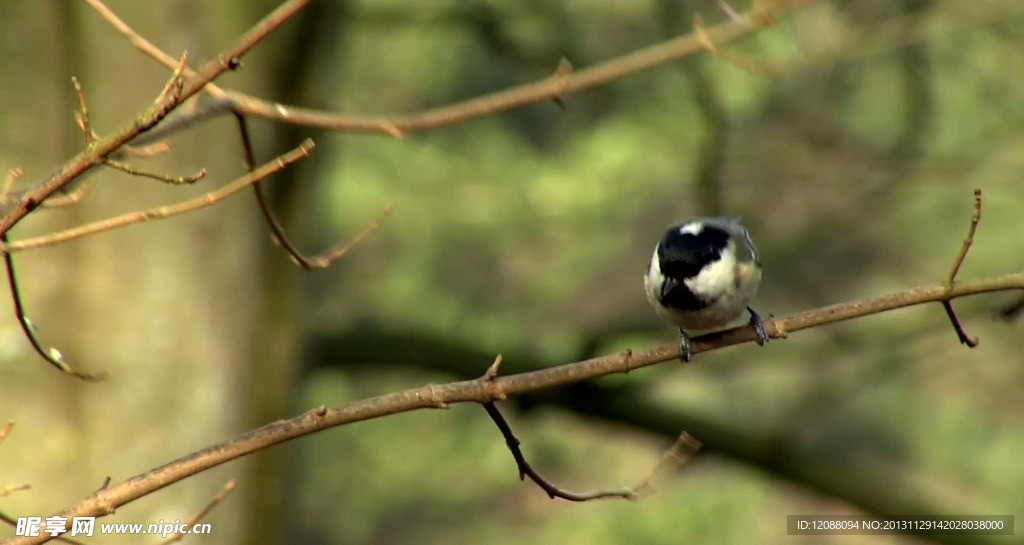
[[660, 277, 677, 301]]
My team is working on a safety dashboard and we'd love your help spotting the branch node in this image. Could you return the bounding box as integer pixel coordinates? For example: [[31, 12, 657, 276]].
[[42, 183, 92, 208], [421, 384, 449, 409], [693, 15, 717, 53], [552, 57, 574, 107], [619, 348, 633, 373], [381, 121, 405, 140], [156, 51, 189, 106], [941, 189, 983, 348], [481, 354, 503, 381], [769, 315, 788, 339]]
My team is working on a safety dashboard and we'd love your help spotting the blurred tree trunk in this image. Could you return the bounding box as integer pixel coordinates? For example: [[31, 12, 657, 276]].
[[0, 2, 270, 543]]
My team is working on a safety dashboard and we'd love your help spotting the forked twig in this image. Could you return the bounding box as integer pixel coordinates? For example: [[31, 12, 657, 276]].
[[1, 140, 315, 253], [482, 400, 703, 502], [483, 402, 636, 501], [942, 189, 982, 347], [233, 114, 309, 266], [234, 115, 391, 269]]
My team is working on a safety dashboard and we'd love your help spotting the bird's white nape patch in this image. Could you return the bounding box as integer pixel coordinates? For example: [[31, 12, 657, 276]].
[[678, 222, 703, 236], [683, 241, 737, 300]]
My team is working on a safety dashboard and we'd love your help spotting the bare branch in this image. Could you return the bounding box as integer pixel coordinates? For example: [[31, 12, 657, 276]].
[[0, 0, 313, 235], [7, 270, 1023, 544], [1, 140, 315, 254], [90, 0, 810, 140]]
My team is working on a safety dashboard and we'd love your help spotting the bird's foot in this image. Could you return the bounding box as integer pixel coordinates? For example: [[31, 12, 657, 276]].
[[677, 328, 694, 363], [747, 306, 770, 346]]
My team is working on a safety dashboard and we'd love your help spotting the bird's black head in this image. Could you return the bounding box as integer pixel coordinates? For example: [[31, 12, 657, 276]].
[[657, 224, 730, 280]]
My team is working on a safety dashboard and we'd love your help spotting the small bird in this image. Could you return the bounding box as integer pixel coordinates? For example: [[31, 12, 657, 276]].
[[644, 217, 769, 362]]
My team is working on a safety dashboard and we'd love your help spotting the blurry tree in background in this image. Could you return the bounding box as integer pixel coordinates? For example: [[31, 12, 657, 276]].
[[1, 1, 1022, 545]]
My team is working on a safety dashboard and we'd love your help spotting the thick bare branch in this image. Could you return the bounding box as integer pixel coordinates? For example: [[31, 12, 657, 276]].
[[6, 270, 1023, 545], [90, 0, 812, 141]]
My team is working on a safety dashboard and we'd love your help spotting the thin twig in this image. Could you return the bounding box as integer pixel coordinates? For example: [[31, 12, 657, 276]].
[[155, 52, 189, 107], [946, 188, 983, 286], [630, 432, 703, 498], [1, 168, 24, 206], [1, 140, 314, 253], [941, 301, 977, 347], [303, 203, 393, 269], [718, 0, 747, 23], [0, 420, 12, 447], [41, 185, 92, 208], [483, 402, 636, 501], [942, 189, 982, 347], [233, 113, 310, 267], [71, 77, 95, 146], [119, 140, 173, 158], [157, 480, 236, 545], [103, 159, 205, 185], [1, 233, 107, 381], [7, 270, 1024, 544], [0, 484, 30, 497]]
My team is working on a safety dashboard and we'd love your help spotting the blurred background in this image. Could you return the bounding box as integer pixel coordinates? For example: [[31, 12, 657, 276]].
[[1, 1, 1022, 544]]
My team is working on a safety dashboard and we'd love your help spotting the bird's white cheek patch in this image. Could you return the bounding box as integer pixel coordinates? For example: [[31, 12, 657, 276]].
[[684, 247, 737, 300]]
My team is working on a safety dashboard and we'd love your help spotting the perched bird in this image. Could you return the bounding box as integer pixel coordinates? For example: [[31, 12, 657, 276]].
[[644, 217, 769, 362]]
